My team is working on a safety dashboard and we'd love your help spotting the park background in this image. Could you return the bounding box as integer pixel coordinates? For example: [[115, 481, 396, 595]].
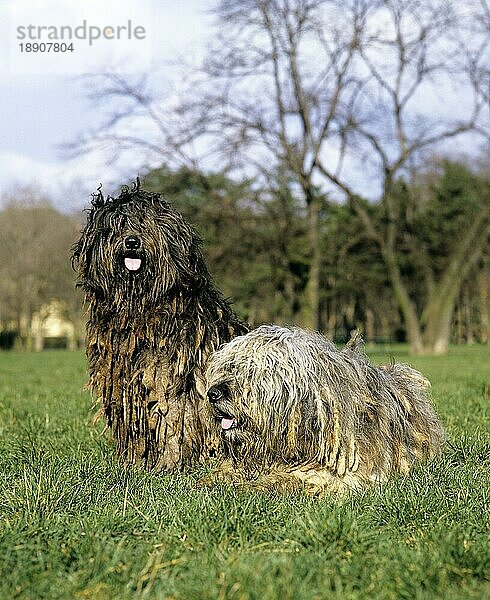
[[0, 2, 489, 599], [0, 0, 489, 356]]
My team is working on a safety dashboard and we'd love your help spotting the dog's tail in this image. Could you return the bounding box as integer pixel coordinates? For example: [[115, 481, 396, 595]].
[[380, 363, 446, 462], [344, 329, 363, 353]]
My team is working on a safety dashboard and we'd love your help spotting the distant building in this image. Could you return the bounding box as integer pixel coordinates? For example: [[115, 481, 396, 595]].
[[30, 301, 76, 350]]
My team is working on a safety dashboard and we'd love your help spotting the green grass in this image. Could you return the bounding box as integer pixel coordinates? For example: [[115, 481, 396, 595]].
[[0, 347, 488, 599]]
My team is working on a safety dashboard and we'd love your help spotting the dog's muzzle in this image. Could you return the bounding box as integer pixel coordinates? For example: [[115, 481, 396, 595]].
[[207, 386, 238, 431], [123, 235, 143, 272]]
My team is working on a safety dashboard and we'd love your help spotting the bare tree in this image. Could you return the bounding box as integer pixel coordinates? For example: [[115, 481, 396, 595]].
[[71, 0, 490, 353], [323, 0, 490, 354]]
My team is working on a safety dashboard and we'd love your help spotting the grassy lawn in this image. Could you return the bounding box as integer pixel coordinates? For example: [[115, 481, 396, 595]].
[[0, 347, 488, 599]]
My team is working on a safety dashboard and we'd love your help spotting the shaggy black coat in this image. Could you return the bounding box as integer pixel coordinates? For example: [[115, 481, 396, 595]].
[[72, 183, 247, 471]]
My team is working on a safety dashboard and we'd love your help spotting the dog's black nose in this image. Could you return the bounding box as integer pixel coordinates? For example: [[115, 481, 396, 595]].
[[124, 236, 141, 251]]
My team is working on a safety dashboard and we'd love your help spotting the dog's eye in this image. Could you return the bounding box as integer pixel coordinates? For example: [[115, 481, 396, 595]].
[[208, 386, 225, 403]]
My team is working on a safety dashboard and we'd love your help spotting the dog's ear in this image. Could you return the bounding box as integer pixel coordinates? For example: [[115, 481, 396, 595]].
[[183, 244, 210, 289]]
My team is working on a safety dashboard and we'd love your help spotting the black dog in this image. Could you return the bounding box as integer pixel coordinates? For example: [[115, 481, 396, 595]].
[[72, 182, 247, 471]]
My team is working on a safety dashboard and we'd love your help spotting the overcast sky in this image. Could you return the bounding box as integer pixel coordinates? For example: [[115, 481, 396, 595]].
[[0, 0, 213, 210], [1, 0, 487, 211]]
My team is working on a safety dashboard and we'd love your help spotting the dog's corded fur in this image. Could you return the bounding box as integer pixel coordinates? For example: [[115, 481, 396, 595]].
[[72, 182, 247, 471], [205, 325, 445, 494]]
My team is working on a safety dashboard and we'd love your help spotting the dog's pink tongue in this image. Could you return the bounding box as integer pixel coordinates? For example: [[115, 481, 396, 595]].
[[221, 417, 236, 430], [124, 258, 141, 271]]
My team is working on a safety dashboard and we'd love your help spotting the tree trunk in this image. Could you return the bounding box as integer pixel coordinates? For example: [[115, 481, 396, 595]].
[[365, 308, 375, 342], [35, 325, 44, 352], [420, 299, 454, 354], [478, 268, 489, 344], [325, 298, 337, 340], [464, 287, 474, 345], [421, 209, 489, 353], [377, 199, 489, 355], [304, 192, 322, 331], [455, 299, 464, 345], [381, 247, 425, 354]]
